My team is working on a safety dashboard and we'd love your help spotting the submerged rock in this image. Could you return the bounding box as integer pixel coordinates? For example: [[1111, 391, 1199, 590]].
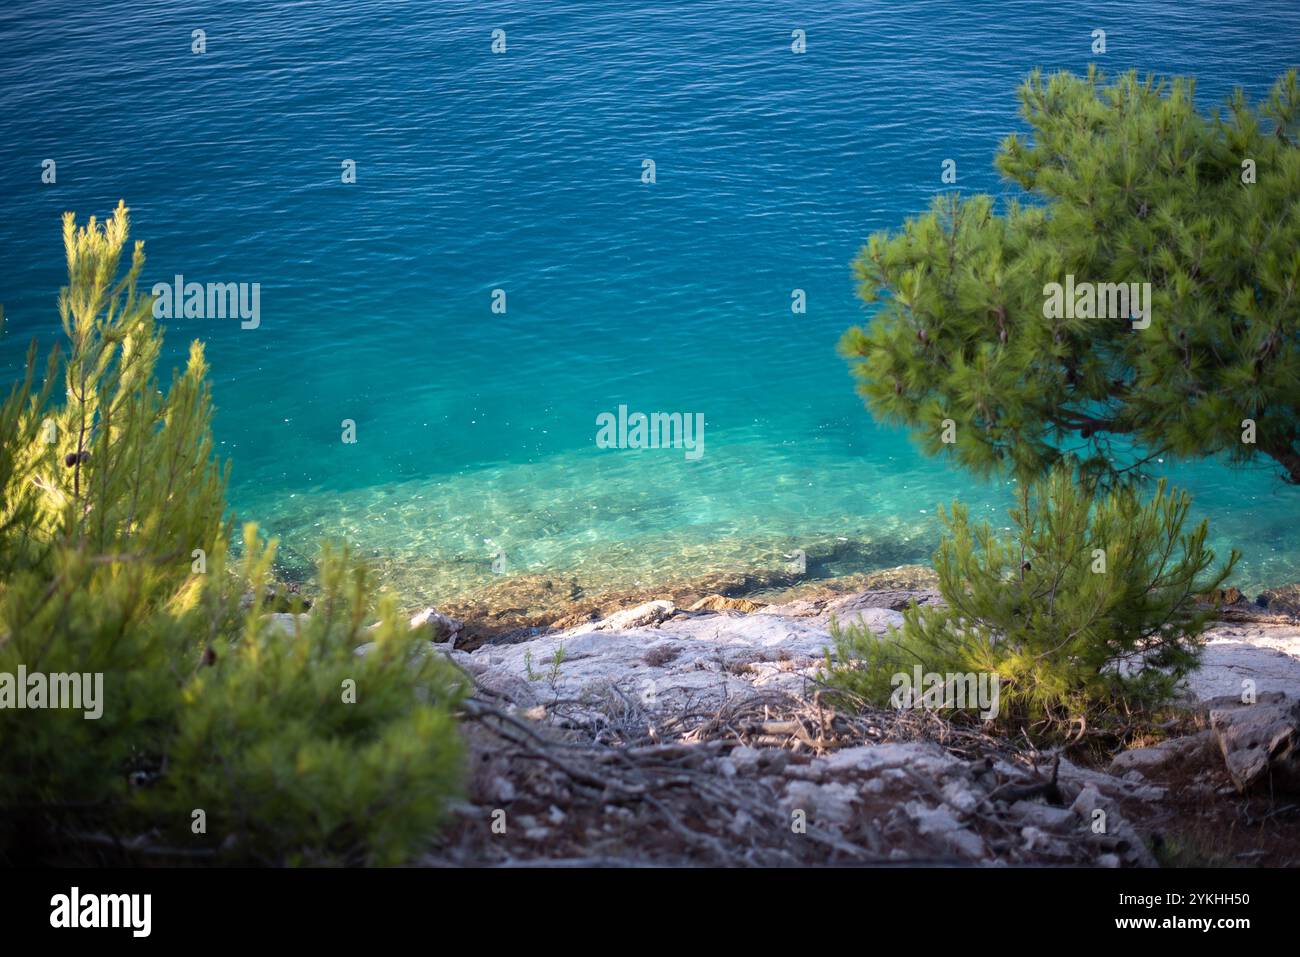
[[241, 582, 311, 613], [1257, 582, 1300, 619], [688, 595, 764, 613], [1198, 586, 1245, 607]]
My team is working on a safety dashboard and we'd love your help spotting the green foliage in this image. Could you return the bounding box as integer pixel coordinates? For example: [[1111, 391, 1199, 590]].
[[149, 534, 466, 866], [841, 68, 1300, 486], [525, 644, 566, 685], [826, 468, 1238, 733], [0, 203, 465, 865], [0, 205, 228, 822]]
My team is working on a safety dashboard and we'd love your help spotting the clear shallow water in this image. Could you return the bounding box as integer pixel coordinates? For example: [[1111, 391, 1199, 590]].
[[2, 0, 1298, 600]]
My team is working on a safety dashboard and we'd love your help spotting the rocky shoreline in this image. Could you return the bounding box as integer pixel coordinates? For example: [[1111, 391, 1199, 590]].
[[284, 575, 1300, 867], [407, 562, 946, 649]]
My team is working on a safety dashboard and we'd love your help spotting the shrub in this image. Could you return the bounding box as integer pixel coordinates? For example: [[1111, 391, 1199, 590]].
[[0, 202, 465, 865], [826, 467, 1237, 736]]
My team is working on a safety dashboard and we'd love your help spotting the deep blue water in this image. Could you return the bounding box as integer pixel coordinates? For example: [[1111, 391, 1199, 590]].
[[2, 0, 1298, 601]]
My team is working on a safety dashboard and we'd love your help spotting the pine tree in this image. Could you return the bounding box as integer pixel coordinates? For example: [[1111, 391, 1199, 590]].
[[827, 467, 1237, 735], [841, 68, 1300, 486], [0, 203, 465, 864]]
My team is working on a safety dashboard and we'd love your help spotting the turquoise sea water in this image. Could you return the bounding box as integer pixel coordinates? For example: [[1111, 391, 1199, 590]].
[[2, 0, 1298, 601]]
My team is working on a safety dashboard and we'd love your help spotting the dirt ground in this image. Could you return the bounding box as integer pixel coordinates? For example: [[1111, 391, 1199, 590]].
[[421, 683, 1300, 868]]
